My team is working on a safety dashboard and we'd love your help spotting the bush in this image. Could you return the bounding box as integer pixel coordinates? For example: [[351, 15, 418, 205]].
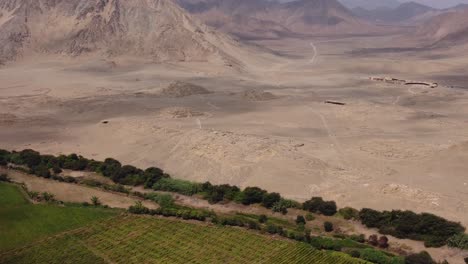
[[241, 187, 267, 205], [258, 214, 268, 224], [271, 200, 288, 215], [348, 250, 360, 258], [378, 236, 389, 248], [405, 251, 435, 264], [339, 207, 359, 220], [324, 221, 334, 232], [360, 248, 403, 264], [202, 183, 241, 204], [128, 201, 150, 214], [464, 257, 468, 264], [296, 215, 306, 225], [303, 197, 337, 216], [305, 213, 315, 221], [153, 178, 200, 196], [144, 193, 174, 208], [349, 234, 366, 243], [0, 173, 10, 182], [359, 209, 465, 247], [368, 234, 378, 246], [447, 233, 468, 250], [262, 192, 281, 208]]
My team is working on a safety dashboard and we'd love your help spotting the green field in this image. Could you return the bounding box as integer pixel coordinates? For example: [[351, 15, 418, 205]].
[[0, 183, 117, 251], [0, 182, 368, 264], [2, 215, 368, 264]]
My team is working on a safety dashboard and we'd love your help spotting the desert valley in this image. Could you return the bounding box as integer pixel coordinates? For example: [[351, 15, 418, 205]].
[[1, 0, 468, 263]]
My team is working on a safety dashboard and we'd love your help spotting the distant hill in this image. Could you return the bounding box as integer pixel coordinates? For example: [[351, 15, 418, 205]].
[[0, 0, 247, 65], [178, 0, 372, 38], [418, 7, 468, 46], [338, 0, 401, 10], [352, 1, 435, 23]]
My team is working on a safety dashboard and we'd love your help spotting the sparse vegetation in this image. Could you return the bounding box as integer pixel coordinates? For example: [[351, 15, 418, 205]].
[[359, 208, 465, 247], [324, 221, 334, 232], [1, 148, 464, 261], [303, 197, 337, 216]]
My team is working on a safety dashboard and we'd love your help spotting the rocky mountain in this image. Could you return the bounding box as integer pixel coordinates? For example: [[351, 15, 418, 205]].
[[176, 0, 293, 39], [418, 7, 468, 46], [177, 0, 371, 38], [338, 0, 401, 10], [352, 1, 435, 23], [0, 0, 246, 64]]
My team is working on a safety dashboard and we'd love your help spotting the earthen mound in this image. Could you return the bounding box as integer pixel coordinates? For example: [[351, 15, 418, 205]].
[[161, 82, 212, 98]]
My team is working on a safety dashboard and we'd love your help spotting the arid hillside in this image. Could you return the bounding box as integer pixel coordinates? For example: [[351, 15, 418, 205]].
[[177, 0, 373, 38], [418, 7, 468, 46], [0, 0, 249, 65]]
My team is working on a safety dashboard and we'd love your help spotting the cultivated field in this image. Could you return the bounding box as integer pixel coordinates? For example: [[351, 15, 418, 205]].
[[0, 183, 367, 264]]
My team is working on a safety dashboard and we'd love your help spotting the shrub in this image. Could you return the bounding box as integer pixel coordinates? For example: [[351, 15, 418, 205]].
[[0, 173, 10, 182], [258, 214, 268, 223], [241, 187, 267, 205], [262, 192, 281, 208], [296, 215, 306, 225], [339, 207, 359, 220], [349, 234, 366, 243], [368, 234, 378, 246], [324, 221, 334, 232], [360, 248, 403, 264], [303, 197, 337, 216], [405, 251, 435, 264], [128, 201, 150, 214], [271, 200, 288, 215], [91, 196, 101, 206], [447, 233, 468, 250], [248, 220, 260, 230], [144, 193, 174, 208], [378, 236, 389, 248], [464, 257, 468, 264], [359, 209, 465, 247], [305, 213, 315, 221], [348, 250, 360, 258], [153, 178, 200, 196]]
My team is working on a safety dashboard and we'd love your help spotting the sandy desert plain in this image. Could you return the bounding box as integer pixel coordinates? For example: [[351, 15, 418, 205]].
[[1, 33, 468, 229]]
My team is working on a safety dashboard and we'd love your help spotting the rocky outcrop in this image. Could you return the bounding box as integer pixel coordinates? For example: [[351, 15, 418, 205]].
[[0, 0, 243, 64]]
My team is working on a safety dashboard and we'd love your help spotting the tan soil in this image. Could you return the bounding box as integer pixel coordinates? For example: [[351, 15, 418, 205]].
[[1, 168, 158, 210]]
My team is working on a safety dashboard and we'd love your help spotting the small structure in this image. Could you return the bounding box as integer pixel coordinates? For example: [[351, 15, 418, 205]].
[[325, 100, 346, 106]]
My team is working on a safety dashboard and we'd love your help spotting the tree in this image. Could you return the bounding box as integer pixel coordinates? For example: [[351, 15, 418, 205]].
[[303, 197, 324, 212], [303, 197, 337, 216], [241, 187, 267, 205], [91, 196, 101, 206], [320, 201, 337, 216], [19, 149, 42, 168], [101, 158, 122, 178], [262, 192, 281, 208], [324, 221, 333, 232], [378, 236, 389, 248], [296, 215, 306, 225], [368, 234, 378, 246]]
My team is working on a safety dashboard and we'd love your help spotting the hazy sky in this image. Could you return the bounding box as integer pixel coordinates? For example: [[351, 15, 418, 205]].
[[407, 0, 468, 8], [277, 0, 468, 9]]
